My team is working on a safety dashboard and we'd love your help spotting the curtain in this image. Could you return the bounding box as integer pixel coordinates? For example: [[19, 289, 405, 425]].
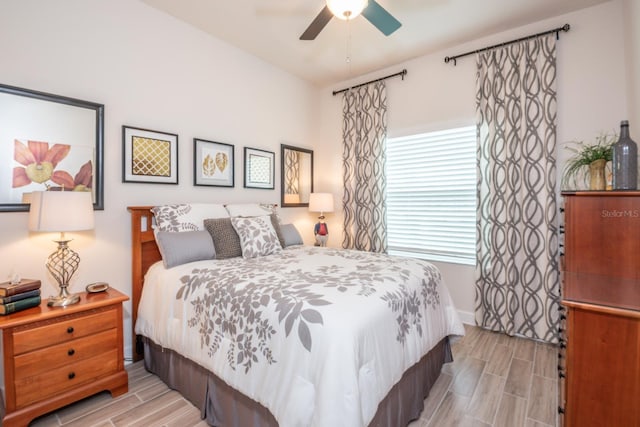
[[342, 82, 388, 253], [475, 34, 560, 343]]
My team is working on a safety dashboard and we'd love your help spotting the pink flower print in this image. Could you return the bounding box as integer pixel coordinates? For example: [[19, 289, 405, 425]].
[[12, 140, 70, 187]]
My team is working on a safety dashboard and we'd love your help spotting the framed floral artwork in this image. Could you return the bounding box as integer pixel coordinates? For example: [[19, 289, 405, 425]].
[[0, 83, 104, 212], [244, 147, 275, 190], [194, 138, 234, 187], [122, 126, 179, 184]]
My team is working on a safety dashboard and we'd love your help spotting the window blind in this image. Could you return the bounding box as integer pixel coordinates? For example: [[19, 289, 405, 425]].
[[386, 125, 476, 265]]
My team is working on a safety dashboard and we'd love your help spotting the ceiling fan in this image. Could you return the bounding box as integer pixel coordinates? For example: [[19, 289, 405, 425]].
[[300, 0, 401, 40]]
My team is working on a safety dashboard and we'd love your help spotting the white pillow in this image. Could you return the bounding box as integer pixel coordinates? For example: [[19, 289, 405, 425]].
[[231, 216, 282, 259], [152, 203, 229, 232], [225, 203, 275, 217]]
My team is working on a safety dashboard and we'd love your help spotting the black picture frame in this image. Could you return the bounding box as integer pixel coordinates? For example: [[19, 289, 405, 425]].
[[244, 147, 275, 190], [0, 83, 104, 212], [122, 126, 179, 184], [193, 138, 235, 187]]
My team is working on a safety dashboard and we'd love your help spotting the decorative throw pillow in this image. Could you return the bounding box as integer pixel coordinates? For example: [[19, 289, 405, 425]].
[[204, 217, 243, 259], [156, 230, 216, 268], [269, 213, 286, 248], [152, 203, 228, 232], [231, 216, 283, 259], [280, 223, 304, 247]]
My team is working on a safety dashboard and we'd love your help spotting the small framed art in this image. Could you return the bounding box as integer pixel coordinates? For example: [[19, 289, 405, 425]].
[[194, 138, 234, 187], [122, 126, 178, 184], [244, 147, 275, 189]]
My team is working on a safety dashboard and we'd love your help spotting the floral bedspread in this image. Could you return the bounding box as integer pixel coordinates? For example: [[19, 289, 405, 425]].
[[135, 246, 464, 427]]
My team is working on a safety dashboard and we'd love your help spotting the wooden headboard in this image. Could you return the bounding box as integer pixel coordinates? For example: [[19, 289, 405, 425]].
[[127, 206, 161, 362]]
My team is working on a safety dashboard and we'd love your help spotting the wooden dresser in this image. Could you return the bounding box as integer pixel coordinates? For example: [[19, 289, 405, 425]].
[[0, 289, 129, 427], [559, 191, 640, 427]]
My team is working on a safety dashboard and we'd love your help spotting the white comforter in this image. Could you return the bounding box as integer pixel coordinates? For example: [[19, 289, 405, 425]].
[[135, 246, 464, 427]]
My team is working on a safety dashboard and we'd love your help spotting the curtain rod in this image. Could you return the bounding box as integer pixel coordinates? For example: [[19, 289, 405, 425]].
[[332, 69, 407, 96], [444, 23, 570, 66]]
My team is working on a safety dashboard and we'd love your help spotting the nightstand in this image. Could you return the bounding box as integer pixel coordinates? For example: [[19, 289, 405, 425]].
[[0, 288, 129, 427]]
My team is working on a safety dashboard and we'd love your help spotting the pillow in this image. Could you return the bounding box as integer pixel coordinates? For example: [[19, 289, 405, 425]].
[[225, 203, 275, 217], [156, 230, 215, 268], [231, 216, 283, 259], [280, 223, 304, 247], [152, 203, 229, 232], [269, 214, 286, 248], [204, 217, 242, 259]]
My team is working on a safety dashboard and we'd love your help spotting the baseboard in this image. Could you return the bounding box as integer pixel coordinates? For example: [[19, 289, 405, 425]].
[[458, 309, 475, 325]]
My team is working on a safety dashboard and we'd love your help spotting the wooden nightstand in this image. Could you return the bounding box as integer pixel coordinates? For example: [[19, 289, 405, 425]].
[[0, 288, 129, 427]]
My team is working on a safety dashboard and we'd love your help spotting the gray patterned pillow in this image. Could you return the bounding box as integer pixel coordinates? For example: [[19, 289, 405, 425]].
[[203, 217, 242, 259], [231, 216, 283, 259]]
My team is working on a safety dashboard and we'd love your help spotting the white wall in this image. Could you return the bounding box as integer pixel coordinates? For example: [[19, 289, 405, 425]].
[[316, 0, 630, 322], [0, 0, 320, 359]]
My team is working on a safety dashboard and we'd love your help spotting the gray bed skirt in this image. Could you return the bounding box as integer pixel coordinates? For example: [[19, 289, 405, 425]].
[[142, 336, 453, 426]]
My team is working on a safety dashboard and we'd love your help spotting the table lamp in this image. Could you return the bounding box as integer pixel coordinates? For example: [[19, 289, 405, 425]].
[[309, 193, 334, 247], [28, 191, 94, 306]]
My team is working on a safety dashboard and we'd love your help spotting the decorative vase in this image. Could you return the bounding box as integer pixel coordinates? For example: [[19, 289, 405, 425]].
[[589, 159, 606, 190], [612, 120, 638, 190]]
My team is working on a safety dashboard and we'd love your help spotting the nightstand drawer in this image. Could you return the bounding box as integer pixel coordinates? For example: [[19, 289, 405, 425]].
[[14, 328, 118, 380], [14, 349, 118, 408], [13, 308, 117, 355]]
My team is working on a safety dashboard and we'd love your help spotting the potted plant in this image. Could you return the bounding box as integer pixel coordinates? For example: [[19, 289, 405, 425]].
[[562, 132, 616, 190]]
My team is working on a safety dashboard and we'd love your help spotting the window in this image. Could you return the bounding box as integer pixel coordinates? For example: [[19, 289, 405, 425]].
[[386, 125, 476, 265]]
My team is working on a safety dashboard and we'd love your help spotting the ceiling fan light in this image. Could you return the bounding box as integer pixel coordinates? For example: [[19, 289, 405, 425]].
[[326, 0, 369, 20]]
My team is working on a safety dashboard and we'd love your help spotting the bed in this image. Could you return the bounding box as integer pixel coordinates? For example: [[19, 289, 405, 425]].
[[128, 204, 465, 427]]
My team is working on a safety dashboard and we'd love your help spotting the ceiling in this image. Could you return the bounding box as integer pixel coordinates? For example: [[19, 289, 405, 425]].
[[141, 0, 610, 87]]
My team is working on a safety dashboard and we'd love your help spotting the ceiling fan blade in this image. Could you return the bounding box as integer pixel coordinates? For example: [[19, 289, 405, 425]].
[[361, 0, 401, 36], [300, 6, 333, 40]]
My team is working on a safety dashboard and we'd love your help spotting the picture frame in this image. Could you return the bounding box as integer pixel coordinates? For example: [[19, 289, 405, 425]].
[[122, 126, 178, 184], [194, 138, 234, 187], [0, 83, 104, 212], [244, 147, 275, 190]]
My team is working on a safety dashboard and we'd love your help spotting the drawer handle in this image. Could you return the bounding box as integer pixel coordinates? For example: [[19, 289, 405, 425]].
[[68, 372, 76, 380], [68, 348, 75, 356], [67, 326, 74, 334]]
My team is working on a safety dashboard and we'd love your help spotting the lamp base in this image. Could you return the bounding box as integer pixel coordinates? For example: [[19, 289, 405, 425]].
[[47, 292, 80, 307]]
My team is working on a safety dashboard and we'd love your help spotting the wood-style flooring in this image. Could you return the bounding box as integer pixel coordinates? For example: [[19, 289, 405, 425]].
[[29, 325, 558, 427]]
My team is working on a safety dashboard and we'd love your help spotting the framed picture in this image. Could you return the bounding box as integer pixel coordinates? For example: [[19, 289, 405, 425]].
[[194, 138, 234, 187], [244, 147, 275, 189], [0, 83, 104, 212], [122, 126, 178, 184]]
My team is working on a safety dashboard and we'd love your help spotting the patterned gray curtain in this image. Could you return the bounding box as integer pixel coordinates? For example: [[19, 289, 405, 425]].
[[342, 82, 387, 252], [475, 34, 560, 343]]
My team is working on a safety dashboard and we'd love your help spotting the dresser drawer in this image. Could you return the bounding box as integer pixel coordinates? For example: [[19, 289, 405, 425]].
[[14, 328, 118, 380], [12, 308, 117, 355], [14, 349, 118, 409]]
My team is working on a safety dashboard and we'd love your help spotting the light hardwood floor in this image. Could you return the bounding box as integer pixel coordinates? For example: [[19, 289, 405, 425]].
[[29, 325, 558, 427]]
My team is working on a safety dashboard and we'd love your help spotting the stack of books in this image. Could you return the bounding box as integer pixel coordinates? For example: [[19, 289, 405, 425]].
[[0, 279, 42, 315]]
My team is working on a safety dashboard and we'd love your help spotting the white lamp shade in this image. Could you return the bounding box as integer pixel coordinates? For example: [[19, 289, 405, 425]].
[[28, 191, 95, 232], [326, 0, 368, 20], [309, 193, 335, 213]]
